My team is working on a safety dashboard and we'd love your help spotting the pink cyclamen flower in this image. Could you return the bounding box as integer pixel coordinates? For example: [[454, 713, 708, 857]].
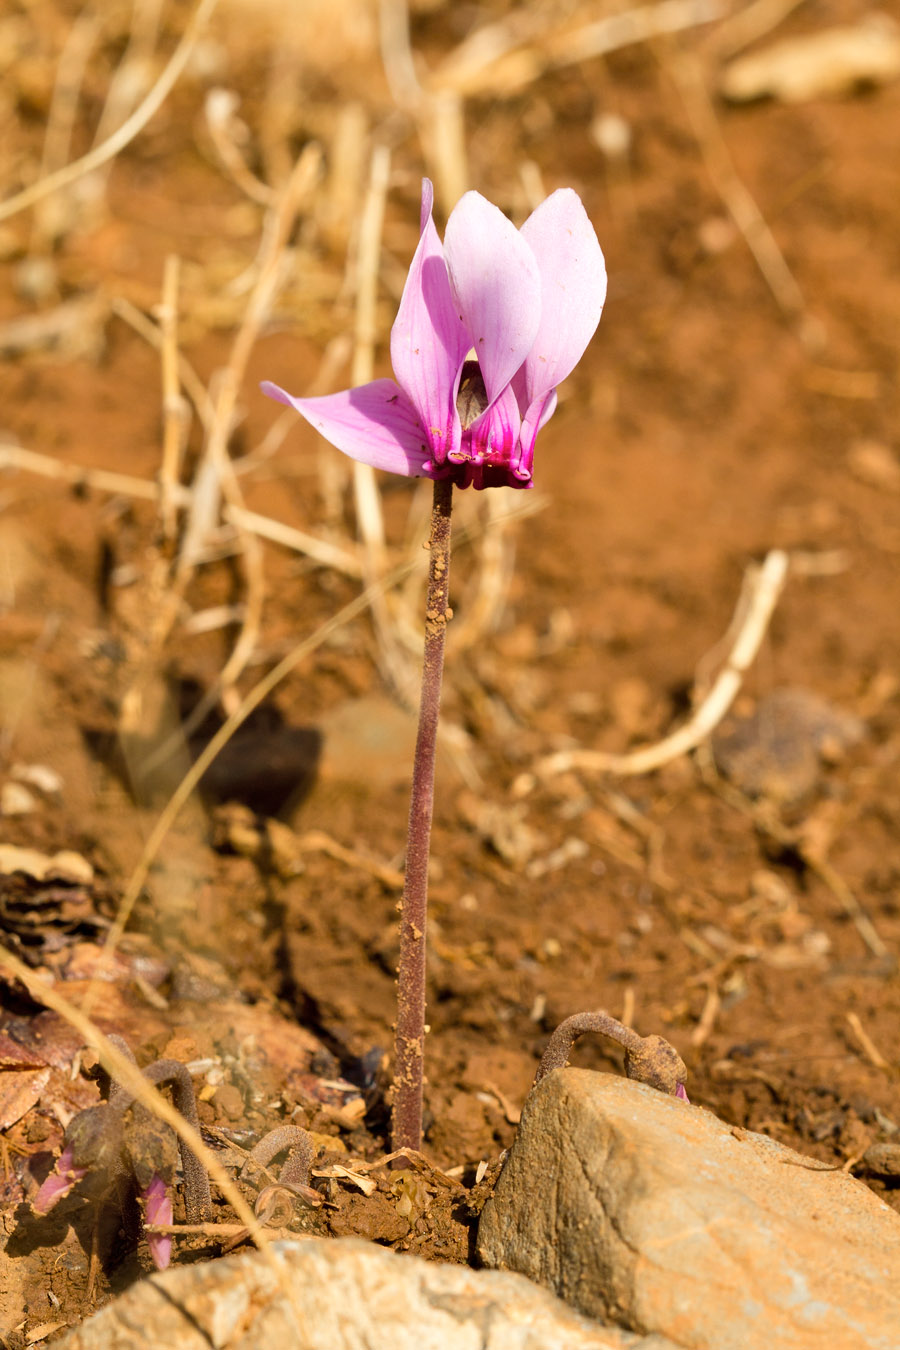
[[262, 179, 606, 490], [141, 1174, 174, 1271], [32, 1145, 88, 1215]]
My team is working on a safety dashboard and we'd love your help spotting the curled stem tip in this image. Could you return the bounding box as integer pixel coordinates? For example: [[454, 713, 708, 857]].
[[535, 1011, 689, 1099]]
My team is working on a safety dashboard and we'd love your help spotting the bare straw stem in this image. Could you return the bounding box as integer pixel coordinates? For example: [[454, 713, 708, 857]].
[[393, 477, 454, 1154], [0, 0, 219, 226]]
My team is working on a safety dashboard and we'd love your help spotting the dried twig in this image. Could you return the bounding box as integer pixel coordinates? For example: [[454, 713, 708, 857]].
[[351, 145, 419, 700], [29, 7, 100, 248], [429, 0, 724, 96], [845, 1012, 891, 1072], [667, 51, 818, 349], [78, 504, 521, 1015], [0, 949, 267, 1254], [537, 549, 789, 779], [158, 255, 186, 541], [0, 0, 220, 225]]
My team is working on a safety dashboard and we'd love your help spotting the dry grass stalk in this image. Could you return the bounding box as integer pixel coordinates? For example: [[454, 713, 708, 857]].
[[0, 443, 362, 576], [379, 0, 422, 110], [667, 51, 818, 349], [0, 946, 313, 1331], [537, 549, 789, 779], [111, 295, 214, 428], [0, 0, 220, 226], [845, 1012, 891, 1071], [80, 553, 427, 1019], [79, 504, 529, 1012], [158, 255, 187, 541], [297, 830, 405, 890], [204, 89, 275, 207], [707, 0, 808, 60], [351, 144, 421, 700], [0, 294, 107, 361], [429, 0, 724, 96], [189, 142, 322, 711], [29, 7, 100, 249]]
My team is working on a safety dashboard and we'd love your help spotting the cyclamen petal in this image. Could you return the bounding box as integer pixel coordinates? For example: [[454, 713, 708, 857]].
[[261, 379, 431, 477], [142, 1175, 174, 1271], [442, 191, 542, 406], [390, 180, 469, 463], [33, 1145, 88, 1215], [514, 188, 607, 410]]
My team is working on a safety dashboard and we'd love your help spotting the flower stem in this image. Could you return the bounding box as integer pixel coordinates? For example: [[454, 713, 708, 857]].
[[392, 476, 454, 1154]]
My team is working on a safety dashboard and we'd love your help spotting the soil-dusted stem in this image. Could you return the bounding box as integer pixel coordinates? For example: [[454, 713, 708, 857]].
[[393, 476, 454, 1154]]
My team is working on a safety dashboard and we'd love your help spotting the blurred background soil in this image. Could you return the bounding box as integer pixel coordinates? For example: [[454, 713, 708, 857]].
[[1, 0, 899, 1339]]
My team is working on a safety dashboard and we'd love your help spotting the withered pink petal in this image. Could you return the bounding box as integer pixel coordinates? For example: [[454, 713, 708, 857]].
[[142, 1175, 173, 1271], [514, 188, 606, 410], [390, 179, 469, 464], [261, 379, 434, 478], [443, 192, 541, 406], [675, 1082, 690, 1103], [32, 1146, 88, 1215]]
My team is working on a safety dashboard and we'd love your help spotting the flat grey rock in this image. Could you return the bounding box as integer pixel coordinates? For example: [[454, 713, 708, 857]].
[[478, 1069, 900, 1350], [56, 1237, 674, 1349]]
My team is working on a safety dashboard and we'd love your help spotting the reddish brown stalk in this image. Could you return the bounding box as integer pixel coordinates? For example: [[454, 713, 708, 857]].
[[392, 476, 454, 1154]]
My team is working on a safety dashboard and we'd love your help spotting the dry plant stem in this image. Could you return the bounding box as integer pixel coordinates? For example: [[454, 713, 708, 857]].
[[535, 1011, 688, 1096], [0, 441, 361, 577], [158, 254, 185, 541], [393, 477, 454, 1154], [0, 948, 266, 1256], [669, 53, 813, 346], [0, 0, 219, 226]]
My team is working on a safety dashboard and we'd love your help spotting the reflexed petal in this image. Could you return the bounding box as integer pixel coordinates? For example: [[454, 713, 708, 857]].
[[514, 189, 607, 409], [443, 192, 541, 405], [390, 179, 469, 463], [261, 379, 433, 477], [33, 1146, 87, 1215]]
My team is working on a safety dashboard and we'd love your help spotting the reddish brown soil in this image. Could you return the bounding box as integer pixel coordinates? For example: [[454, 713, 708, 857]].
[[1, 0, 899, 1342]]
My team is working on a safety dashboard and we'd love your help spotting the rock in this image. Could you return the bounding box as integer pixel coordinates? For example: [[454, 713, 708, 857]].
[[478, 1069, 900, 1350], [54, 1237, 673, 1349]]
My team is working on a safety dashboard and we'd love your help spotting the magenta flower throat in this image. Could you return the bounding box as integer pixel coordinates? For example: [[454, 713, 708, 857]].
[[262, 179, 607, 490]]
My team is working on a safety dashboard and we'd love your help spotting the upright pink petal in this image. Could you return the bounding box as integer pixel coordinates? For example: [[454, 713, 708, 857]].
[[33, 1146, 87, 1215], [142, 1175, 173, 1271], [443, 192, 542, 405], [261, 379, 433, 478], [514, 189, 607, 410], [390, 180, 469, 465]]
